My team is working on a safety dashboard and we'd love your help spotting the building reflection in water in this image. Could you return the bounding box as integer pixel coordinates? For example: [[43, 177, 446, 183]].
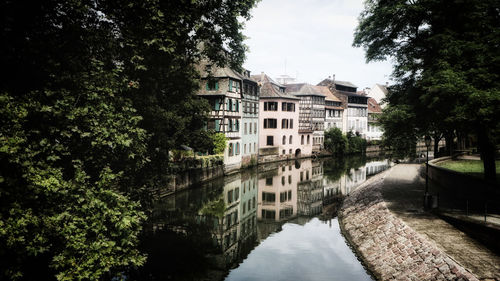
[[135, 157, 391, 280]]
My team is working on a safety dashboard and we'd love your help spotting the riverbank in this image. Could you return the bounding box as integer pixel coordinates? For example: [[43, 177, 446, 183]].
[[339, 164, 500, 280]]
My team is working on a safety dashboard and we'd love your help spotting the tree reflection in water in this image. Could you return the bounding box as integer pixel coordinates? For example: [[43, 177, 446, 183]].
[[128, 156, 391, 280]]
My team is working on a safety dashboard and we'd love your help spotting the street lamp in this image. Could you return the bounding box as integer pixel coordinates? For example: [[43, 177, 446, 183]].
[[424, 135, 432, 208]]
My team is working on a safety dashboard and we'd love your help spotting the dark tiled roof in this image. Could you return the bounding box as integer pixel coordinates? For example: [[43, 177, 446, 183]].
[[335, 80, 357, 88], [260, 83, 299, 100], [255, 73, 298, 100]]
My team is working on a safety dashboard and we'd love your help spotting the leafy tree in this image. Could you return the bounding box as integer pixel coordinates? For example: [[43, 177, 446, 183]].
[[324, 128, 347, 155], [210, 132, 228, 155], [346, 131, 367, 154], [0, 0, 258, 279], [354, 0, 500, 181]]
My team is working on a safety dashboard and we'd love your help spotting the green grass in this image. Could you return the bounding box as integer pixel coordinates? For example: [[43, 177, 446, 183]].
[[436, 160, 500, 178]]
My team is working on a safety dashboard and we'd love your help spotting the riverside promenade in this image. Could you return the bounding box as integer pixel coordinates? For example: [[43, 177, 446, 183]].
[[339, 164, 500, 281]]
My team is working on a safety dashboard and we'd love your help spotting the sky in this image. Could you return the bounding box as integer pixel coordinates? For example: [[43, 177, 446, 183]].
[[242, 0, 394, 89]]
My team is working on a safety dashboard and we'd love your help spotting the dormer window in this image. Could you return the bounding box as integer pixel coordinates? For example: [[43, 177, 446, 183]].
[[206, 80, 218, 91]]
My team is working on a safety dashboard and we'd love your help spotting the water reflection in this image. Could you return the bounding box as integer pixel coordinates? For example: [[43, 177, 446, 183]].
[[130, 156, 391, 280]]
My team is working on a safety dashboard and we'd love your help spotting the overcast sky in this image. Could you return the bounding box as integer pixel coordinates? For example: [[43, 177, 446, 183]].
[[242, 0, 393, 89]]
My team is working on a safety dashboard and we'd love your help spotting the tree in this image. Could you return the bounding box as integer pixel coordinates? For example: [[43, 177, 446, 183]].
[[324, 128, 347, 155], [354, 0, 500, 181], [210, 132, 228, 155], [0, 0, 258, 279]]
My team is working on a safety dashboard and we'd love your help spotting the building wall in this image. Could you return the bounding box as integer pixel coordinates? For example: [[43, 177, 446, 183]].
[[200, 77, 243, 172], [369, 84, 387, 107], [346, 105, 368, 137], [241, 79, 259, 167], [259, 98, 305, 161]]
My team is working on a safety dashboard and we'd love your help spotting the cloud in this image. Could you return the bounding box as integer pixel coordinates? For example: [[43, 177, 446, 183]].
[[243, 0, 393, 88]]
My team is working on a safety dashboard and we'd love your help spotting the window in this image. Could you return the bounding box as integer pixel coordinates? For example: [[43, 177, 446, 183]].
[[236, 142, 240, 155], [206, 80, 218, 91], [289, 135, 292, 144], [289, 149, 292, 154], [281, 176, 285, 185], [307, 135, 310, 144], [249, 123, 252, 134], [288, 175, 292, 184], [301, 135, 304, 145], [282, 149, 285, 155], [264, 102, 278, 111], [264, 118, 277, 129], [266, 136, 274, 146], [244, 144, 247, 154], [262, 192, 276, 203], [282, 135, 286, 145], [290, 119, 293, 128], [244, 123, 247, 134], [300, 171, 303, 181], [265, 177, 273, 185], [254, 122, 257, 133], [228, 143, 233, 156]]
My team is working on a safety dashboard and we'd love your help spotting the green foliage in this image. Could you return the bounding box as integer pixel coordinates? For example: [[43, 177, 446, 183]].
[[199, 196, 226, 219], [324, 128, 347, 155], [210, 133, 228, 155], [379, 105, 418, 158], [354, 0, 499, 176], [346, 132, 367, 154], [0, 0, 258, 279], [324, 128, 366, 155]]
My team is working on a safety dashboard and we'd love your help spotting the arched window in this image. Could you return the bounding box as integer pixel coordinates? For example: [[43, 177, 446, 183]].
[[289, 135, 292, 144], [307, 135, 310, 144], [301, 135, 304, 145], [282, 135, 286, 145]]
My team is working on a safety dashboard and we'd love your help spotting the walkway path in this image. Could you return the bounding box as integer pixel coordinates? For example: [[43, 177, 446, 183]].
[[339, 164, 500, 281]]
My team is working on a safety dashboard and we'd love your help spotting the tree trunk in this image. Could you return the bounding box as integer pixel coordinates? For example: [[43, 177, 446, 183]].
[[444, 132, 454, 157], [433, 132, 442, 157], [478, 127, 496, 183]]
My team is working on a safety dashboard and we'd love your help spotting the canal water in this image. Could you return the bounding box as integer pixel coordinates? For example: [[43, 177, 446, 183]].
[[130, 156, 392, 281]]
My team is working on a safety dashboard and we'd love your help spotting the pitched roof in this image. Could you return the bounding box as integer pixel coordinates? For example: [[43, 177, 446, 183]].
[[197, 60, 243, 80], [255, 73, 298, 100], [367, 97, 382, 113], [335, 80, 357, 89], [285, 83, 325, 96], [259, 83, 299, 100], [314, 86, 340, 102], [251, 73, 283, 87]]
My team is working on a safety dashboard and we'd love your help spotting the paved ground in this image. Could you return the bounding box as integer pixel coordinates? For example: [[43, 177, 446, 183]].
[[339, 164, 500, 281]]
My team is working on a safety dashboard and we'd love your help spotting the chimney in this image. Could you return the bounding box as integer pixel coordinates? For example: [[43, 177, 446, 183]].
[[261, 71, 265, 82]]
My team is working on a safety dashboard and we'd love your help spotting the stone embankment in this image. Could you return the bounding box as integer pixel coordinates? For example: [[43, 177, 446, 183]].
[[339, 168, 479, 281]]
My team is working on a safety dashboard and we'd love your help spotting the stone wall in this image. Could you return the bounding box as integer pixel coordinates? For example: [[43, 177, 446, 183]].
[[427, 157, 500, 213], [339, 170, 478, 280]]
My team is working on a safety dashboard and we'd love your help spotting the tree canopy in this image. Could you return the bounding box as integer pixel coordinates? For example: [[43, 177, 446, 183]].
[[354, 0, 500, 179], [0, 0, 258, 279]]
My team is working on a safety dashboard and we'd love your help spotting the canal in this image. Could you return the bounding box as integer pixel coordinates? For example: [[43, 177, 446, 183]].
[[129, 156, 392, 281]]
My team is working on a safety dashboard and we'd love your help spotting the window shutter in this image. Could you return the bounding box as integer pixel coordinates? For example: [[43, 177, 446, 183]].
[[215, 82, 219, 90], [206, 82, 209, 90], [215, 99, 219, 110], [215, 119, 220, 131], [229, 80, 233, 91], [236, 100, 239, 112]]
